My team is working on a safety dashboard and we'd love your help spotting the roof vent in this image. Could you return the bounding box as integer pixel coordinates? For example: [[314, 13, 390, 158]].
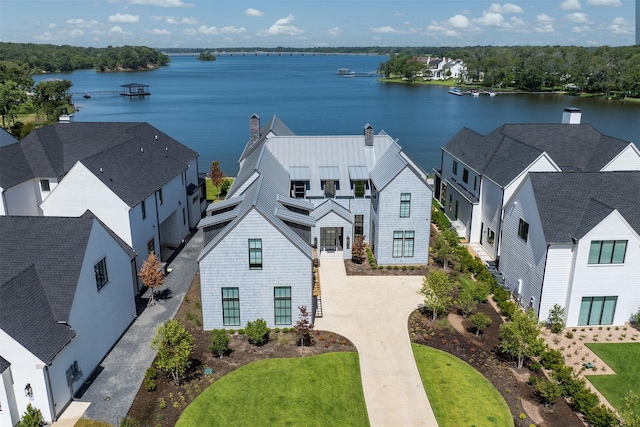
[[141, 147, 144, 153], [562, 107, 581, 124], [155, 135, 158, 140]]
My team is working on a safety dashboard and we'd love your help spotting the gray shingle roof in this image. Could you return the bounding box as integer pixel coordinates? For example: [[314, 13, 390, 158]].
[[0, 355, 10, 373], [444, 124, 633, 187], [0, 122, 198, 207], [528, 171, 640, 243]]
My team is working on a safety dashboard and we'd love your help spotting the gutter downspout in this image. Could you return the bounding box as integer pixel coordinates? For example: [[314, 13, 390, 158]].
[[154, 191, 162, 261], [43, 365, 56, 423]]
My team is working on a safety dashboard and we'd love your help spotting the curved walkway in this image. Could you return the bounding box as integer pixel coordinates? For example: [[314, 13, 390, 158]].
[[314, 258, 438, 427]]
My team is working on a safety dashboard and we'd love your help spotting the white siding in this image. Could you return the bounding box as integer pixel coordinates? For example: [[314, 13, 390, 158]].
[[500, 178, 548, 315], [0, 366, 19, 426], [374, 168, 431, 265], [565, 211, 640, 326], [540, 245, 575, 322], [199, 209, 312, 330], [479, 179, 503, 258], [600, 144, 640, 172], [40, 163, 132, 245], [2, 180, 41, 216], [502, 154, 558, 204]]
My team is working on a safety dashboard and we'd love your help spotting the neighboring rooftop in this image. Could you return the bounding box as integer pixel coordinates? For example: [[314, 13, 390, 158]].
[[527, 171, 640, 243], [0, 122, 198, 206], [444, 123, 634, 187]]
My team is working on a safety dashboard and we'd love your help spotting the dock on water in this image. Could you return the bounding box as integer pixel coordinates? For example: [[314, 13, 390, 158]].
[[120, 83, 150, 96]]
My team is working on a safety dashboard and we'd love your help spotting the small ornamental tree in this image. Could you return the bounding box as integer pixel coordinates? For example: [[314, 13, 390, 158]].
[[294, 305, 314, 346], [245, 318, 269, 345], [499, 308, 543, 369], [209, 329, 230, 357], [351, 235, 366, 264], [419, 270, 456, 320], [151, 319, 194, 385], [536, 378, 563, 407], [18, 404, 44, 427], [455, 287, 477, 317], [138, 253, 164, 304], [431, 228, 460, 271], [468, 312, 492, 336], [547, 304, 566, 333], [209, 160, 225, 190], [620, 390, 640, 427]]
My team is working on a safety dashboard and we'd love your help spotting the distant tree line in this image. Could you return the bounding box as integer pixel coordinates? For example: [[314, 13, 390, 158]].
[[378, 45, 640, 98], [0, 42, 169, 73]]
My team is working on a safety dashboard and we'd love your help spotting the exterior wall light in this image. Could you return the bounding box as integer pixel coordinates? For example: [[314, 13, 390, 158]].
[[25, 383, 33, 399]]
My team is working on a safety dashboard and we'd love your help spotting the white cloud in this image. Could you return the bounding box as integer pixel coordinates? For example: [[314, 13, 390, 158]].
[[108, 26, 133, 36], [488, 3, 524, 14], [327, 27, 342, 36], [536, 13, 554, 22], [395, 11, 405, 16], [448, 14, 469, 29], [195, 25, 246, 35], [566, 12, 590, 23], [151, 15, 197, 25], [587, 0, 621, 5], [607, 17, 633, 34], [572, 25, 592, 32], [69, 29, 85, 38], [108, 13, 139, 24], [474, 12, 505, 27], [257, 15, 304, 36], [147, 28, 171, 35], [536, 23, 555, 33], [47, 23, 57, 29], [245, 8, 264, 17], [370, 25, 417, 34], [66, 18, 100, 28], [117, 0, 195, 7], [34, 31, 54, 41], [561, 0, 582, 10]]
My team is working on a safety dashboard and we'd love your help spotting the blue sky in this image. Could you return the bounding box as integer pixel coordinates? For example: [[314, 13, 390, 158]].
[[0, 0, 636, 48]]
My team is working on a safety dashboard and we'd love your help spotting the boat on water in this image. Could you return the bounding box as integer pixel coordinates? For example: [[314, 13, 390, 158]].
[[336, 68, 355, 76], [488, 91, 497, 97], [83, 94, 91, 99], [471, 89, 480, 97], [448, 87, 463, 96]]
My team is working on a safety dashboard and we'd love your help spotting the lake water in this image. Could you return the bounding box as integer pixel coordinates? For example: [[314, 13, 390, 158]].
[[34, 54, 640, 176]]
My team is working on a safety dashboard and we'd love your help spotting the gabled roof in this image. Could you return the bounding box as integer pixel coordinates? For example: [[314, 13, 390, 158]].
[[0, 355, 10, 373], [0, 211, 133, 363], [239, 115, 295, 162], [527, 171, 640, 243], [0, 122, 198, 206], [444, 124, 633, 187], [311, 199, 352, 223]]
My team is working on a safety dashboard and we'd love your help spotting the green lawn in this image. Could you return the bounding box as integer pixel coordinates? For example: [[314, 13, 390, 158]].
[[585, 342, 640, 416], [205, 177, 234, 201], [413, 343, 513, 427], [176, 352, 368, 427]]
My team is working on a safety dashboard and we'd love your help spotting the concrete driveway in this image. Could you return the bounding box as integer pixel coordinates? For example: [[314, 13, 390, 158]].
[[314, 258, 438, 427]]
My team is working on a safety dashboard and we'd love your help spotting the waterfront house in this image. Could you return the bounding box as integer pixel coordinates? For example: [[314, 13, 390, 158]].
[[0, 119, 206, 278], [0, 212, 137, 425], [198, 115, 432, 329], [432, 108, 640, 261], [499, 171, 640, 327]]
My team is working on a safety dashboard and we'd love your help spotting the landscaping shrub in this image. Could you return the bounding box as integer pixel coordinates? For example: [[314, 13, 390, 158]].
[[245, 318, 269, 345], [119, 417, 140, 427], [528, 360, 542, 373], [455, 287, 477, 317], [539, 348, 565, 370], [535, 378, 563, 407], [499, 300, 519, 320], [209, 329, 230, 357], [583, 404, 620, 427], [18, 404, 44, 427], [633, 306, 640, 325], [570, 387, 600, 414], [492, 286, 510, 306], [547, 304, 566, 333], [143, 367, 157, 392], [468, 312, 492, 336]]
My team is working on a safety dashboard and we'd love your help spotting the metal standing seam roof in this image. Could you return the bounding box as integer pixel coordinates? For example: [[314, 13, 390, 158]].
[[527, 171, 640, 244], [348, 166, 370, 180], [289, 166, 310, 180], [206, 195, 244, 213], [318, 166, 340, 180], [369, 143, 408, 190], [311, 199, 353, 223]]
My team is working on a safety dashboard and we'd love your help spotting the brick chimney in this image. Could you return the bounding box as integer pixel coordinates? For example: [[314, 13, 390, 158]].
[[561, 107, 581, 124], [250, 114, 260, 141], [364, 123, 374, 146]]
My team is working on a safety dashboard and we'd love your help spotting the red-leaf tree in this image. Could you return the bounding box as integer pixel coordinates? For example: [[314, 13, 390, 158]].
[[138, 253, 164, 304]]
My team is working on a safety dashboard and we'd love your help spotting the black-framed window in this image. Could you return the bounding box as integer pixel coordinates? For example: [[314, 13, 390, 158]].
[[94, 257, 108, 291], [518, 219, 529, 242], [452, 161, 458, 175], [291, 180, 308, 198], [40, 179, 50, 192], [147, 238, 155, 254], [274, 287, 292, 325], [588, 240, 627, 264], [578, 296, 617, 326], [249, 239, 262, 269], [462, 168, 469, 183], [372, 186, 379, 213], [400, 193, 411, 218], [353, 180, 368, 198], [354, 215, 364, 237], [487, 228, 495, 246], [322, 180, 338, 198], [222, 287, 240, 326], [392, 231, 414, 257], [473, 176, 478, 191], [158, 188, 163, 205]]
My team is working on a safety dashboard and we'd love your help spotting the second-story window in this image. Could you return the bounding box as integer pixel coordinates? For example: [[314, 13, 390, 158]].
[[400, 193, 411, 217], [463, 168, 469, 184], [40, 179, 50, 192], [158, 188, 163, 205], [353, 180, 367, 198], [142, 200, 146, 219], [452, 161, 458, 175], [518, 219, 529, 242], [249, 239, 262, 269]]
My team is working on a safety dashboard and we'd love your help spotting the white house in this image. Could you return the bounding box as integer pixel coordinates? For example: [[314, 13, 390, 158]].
[[433, 108, 640, 261], [419, 57, 466, 80], [198, 115, 432, 329], [0, 212, 137, 425], [499, 171, 640, 327], [0, 121, 206, 277]]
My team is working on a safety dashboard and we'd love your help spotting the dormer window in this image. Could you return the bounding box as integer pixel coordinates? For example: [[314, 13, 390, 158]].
[[40, 179, 50, 192], [291, 181, 308, 198]]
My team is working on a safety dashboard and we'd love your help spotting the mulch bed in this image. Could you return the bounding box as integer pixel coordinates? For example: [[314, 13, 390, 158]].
[[127, 273, 356, 427], [344, 259, 429, 276], [409, 301, 584, 427]]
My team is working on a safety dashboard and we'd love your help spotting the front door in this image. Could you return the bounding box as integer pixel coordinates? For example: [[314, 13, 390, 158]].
[[320, 227, 343, 252]]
